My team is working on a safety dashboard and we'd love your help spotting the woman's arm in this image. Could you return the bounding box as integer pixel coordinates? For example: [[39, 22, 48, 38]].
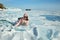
[[15, 20, 21, 26]]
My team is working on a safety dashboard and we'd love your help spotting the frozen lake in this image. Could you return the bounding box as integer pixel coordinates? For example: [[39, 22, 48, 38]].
[[0, 10, 60, 40]]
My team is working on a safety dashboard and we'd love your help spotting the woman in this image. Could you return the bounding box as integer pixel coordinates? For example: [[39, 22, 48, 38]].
[[15, 13, 29, 26]]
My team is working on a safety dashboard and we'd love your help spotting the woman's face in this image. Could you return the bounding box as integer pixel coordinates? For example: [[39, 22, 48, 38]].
[[23, 13, 28, 20], [23, 16, 28, 20], [24, 16, 28, 19]]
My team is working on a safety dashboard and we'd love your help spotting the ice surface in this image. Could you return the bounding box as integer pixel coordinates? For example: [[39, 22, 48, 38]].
[[0, 10, 60, 40]]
